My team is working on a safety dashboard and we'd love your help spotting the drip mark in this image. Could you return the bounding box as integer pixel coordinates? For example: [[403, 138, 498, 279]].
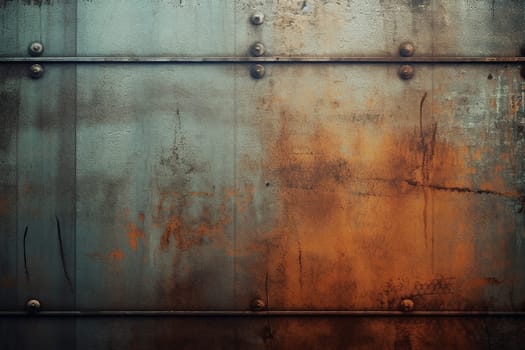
[[56, 216, 72, 289], [23, 226, 29, 279], [264, 271, 274, 348]]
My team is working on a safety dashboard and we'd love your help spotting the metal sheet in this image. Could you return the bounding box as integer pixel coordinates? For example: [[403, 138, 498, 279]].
[[233, 63, 525, 311], [2, 316, 525, 350], [1, 0, 525, 348], [75, 64, 237, 309]]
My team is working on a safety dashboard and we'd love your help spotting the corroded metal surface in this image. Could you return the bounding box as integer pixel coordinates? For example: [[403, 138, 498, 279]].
[[1, 0, 524, 349]]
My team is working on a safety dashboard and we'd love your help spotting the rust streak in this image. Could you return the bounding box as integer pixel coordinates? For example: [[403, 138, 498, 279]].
[[108, 249, 124, 261], [126, 213, 146, 251]]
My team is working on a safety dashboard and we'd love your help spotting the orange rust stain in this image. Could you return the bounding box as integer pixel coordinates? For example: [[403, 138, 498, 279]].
[[108, 249, 124, 261], [490, 97, 497, 110], [156, 187, 250, 253], [160, 216, 182, 251], [238, 77, 508, 308], [127, 222, 145, 251]]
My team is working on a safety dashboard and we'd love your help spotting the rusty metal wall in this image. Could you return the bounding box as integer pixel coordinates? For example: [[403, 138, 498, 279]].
[[1, 0, 525, 349]]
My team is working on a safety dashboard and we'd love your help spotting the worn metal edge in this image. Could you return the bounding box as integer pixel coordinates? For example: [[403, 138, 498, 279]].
[[0, 56, 525, 63], [1, 311, 525, 317]]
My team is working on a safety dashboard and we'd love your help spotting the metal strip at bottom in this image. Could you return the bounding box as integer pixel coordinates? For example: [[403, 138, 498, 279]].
[[1, 311, 525, 317]]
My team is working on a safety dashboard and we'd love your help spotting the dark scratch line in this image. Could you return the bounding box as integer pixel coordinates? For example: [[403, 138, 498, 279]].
[[419, 92, 428, 145], [264, 271, 274, 348], [405, 179, 520, 199], [23, 226, 29, 279], [56, 216, 72, 289], [419, 92, 429, 248]]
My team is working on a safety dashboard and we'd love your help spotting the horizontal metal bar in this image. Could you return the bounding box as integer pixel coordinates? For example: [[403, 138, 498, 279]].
[[1, 310, 524, 317], [0, 56, 525, 64]]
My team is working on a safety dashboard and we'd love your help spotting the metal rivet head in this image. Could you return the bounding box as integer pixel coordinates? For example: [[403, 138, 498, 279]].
[[29, 64, 44, 79], [250, 42, 266, 57], [399, 65, 414, 80], [250, 64, 265, 79], [251, 12, 265, 25], [26, 299, 41, 313], [250, 298, 266, 311], [28, 41, 44, 57], [400, 299, 415, 312], [399, 42, 415, 57]]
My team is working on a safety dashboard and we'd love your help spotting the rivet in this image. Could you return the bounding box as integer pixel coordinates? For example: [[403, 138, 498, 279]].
[[250, 298, 266, 311], [399, 65, 414, 80], [250, 42, 266, 57], [251, 12, 265, 25], [250, 64, 265, 79], [399, 42, 415, 57], [26, 299, 41, 313], [28, 41, 44, 57], [29, 64, 44, 79], [400, 298, 415, 312]]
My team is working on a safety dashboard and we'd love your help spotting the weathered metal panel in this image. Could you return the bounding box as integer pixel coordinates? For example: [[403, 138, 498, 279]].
[[233, 63, 525, 311], [75, 64, 237, 309], [1, 0, 525, 349]]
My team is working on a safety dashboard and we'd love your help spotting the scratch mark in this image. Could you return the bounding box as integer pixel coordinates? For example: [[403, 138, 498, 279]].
[[491, 0, 495, 20], [23, 226, 29, 279], [264, 271, 274, 349], [483, 318, 493, 350], [405, 179, 521, 200], [419, 92, 430, 250], [56, 216, 72, 289], [419, 92, 428, 144]]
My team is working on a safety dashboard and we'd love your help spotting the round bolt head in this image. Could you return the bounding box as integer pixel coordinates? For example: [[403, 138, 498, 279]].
[[250, 298, 266, 311], [399, 42, 415, 57], [28, 41, 44, 57], [250, 42, 266, 57], [400, 298, 415, 312], [251, 12, 265, 25], [26, 299, 41, 313], [399, 65, 414, 80], [250, 64, 265, 79], [29, 64, 44, 79]]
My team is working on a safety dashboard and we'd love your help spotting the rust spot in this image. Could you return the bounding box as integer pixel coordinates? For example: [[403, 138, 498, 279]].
[[127, 223, 145, 251], [157, 189, 245, 252], [160, 216, 182, 251], [108, 249, 125, 261]]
